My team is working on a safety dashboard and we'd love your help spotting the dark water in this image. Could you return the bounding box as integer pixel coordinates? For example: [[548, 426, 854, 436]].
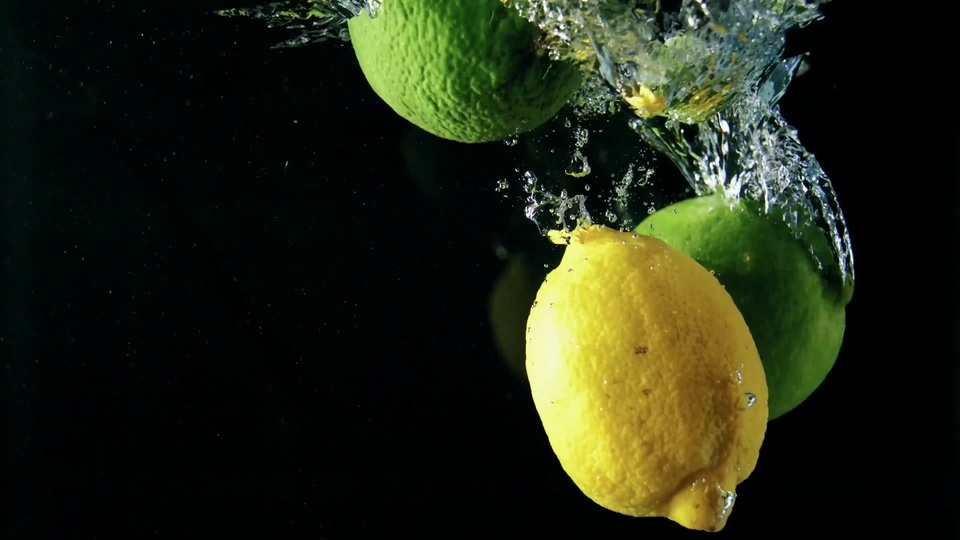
[[3, 1, 958, 537]]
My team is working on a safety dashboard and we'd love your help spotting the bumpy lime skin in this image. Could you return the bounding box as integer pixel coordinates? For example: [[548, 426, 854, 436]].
[[638, 194, 853, 420], [347, 0, 582, 143]]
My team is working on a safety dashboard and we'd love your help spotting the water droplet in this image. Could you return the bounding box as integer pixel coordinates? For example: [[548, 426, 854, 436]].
[[743, 392, 757, 409], [531, 301, 538, 309], [734, 370, 742, 384], [565, 149, 591, 178], [717, 486, 736, 523], [495, 178, 509, 192], [503, 137, 518, 147]]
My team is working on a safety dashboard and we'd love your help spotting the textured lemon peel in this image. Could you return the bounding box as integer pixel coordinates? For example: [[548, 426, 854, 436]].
[[527, 225, 768, 532]]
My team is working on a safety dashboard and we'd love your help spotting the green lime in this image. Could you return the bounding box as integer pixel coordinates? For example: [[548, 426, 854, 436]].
[[488, 254, 547, 381], [347, 0, 582, 143], [636, 192, 853, 420]]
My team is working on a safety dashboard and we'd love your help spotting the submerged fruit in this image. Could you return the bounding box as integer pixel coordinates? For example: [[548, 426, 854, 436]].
[[526, 225, 768, 532], [488, 255, 545, 381], [347, 0, 582, 143], [637, 193, 852, 419]]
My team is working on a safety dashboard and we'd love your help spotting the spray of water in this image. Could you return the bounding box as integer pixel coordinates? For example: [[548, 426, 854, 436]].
[[214, 0, 365, 48], [216, 0, 852, 284]]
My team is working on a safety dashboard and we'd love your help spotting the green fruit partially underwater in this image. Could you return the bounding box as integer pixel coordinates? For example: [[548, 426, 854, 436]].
[[347, 0, 582, 143], [488, 254, 547, 380], [637, 193, 853, 420]]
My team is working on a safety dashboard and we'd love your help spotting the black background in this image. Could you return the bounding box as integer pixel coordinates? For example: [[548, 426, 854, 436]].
[[3, 1, 958, 538]]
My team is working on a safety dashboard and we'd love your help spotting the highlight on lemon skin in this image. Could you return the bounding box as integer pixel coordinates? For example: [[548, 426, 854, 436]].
[[525, 225, 768, 532]]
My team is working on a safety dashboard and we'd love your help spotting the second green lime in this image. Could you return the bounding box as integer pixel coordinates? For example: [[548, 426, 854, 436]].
[[637, 193, 853, 420]]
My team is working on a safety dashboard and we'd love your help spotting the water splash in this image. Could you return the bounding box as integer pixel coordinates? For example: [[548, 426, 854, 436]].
[[215, 0, 366, 48], [629, 56, 854, 288], [569, 72, 622, 118], [502, 1, 852, 286], [504, 0, 827, 124], [523, 171, 592, 234], [217, 0, 852, 287]]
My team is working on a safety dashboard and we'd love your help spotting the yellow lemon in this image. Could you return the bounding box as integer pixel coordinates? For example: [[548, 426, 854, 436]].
[[526, 225, 768, 532]]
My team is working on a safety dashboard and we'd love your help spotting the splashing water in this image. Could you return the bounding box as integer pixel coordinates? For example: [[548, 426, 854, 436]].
[[503, 0, 852, 286], [523, 171, 592, 234], [215, 0, 365, 48], [504, 0, 826, 124], [217, 0, 852, 284], [630, 55, 854, 287]]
